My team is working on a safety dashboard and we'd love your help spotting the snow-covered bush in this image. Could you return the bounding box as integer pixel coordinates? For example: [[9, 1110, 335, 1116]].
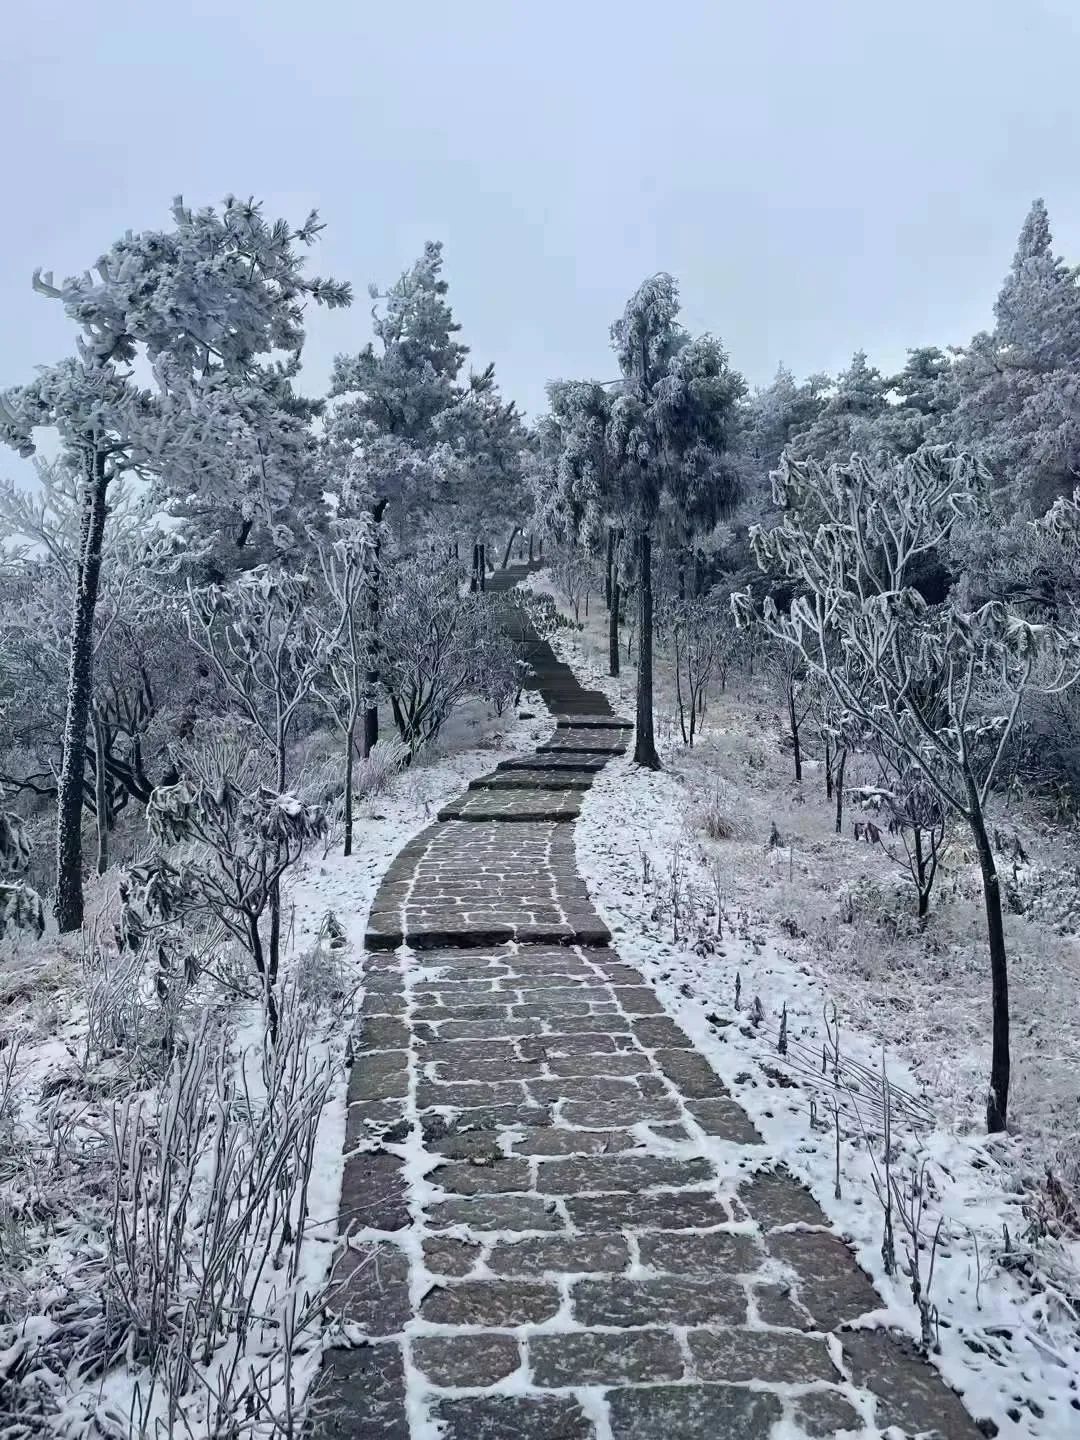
[[120, 730, 327, 1042]]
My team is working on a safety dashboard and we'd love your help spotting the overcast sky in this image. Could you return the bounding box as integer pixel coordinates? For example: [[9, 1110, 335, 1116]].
[[3, 0, 1079, 450]]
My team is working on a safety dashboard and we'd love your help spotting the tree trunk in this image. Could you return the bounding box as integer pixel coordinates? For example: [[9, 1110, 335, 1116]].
[[605, 526, 615, 611], [968, 795, 1010, 1132], [609, 577, 620, 677], [788, 687, 803, 783], [479, 542, 486, 592], [633, 528, 661, 769], [55, 445, 109, 933], [92, 710, 109, 876], [343, 713, 356, 857], [363, 499, 388, 757], [528, 533, 535, 563], [824, 735, 833, 800], [834, 749, 847, 834], [501, 527, 520, 569], [470, 542, 480, 593]]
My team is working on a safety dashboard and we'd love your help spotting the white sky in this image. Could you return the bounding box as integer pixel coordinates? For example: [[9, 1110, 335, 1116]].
[[2, 0, 1079, 463]]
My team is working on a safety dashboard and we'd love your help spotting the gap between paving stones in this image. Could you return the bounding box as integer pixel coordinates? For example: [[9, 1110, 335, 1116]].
[[314, 565, 989, 1440]]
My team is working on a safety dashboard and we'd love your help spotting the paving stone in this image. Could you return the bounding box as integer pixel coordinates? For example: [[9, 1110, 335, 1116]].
[[653, 1048, 728, 1097], [431, 1394, 595, 1440], [428, 1056, 547, 1084], [566, 1190, 733, 1232], [434, 1018, 534, 1039], [560, 1095, 682, 1127], [332, 1243, 411, 1334], [347, 1053, 410, 1103], [684, 1097, 764, 1144], [340, 1150, 409, 1231], [689, 1328, 837, 1383], [841, 1328, 986, 1438], [411, 1333, 521, 1387], [313, 1344, 408, 1438], [422, 1236, 481, 1276], [530, 1329, 684, 1385], [354, 1016, 410, 1052], [573, 1275, 746, 1326], [752, 1280, 813, 1329], [610, 985, 665, 1014], [553, 1014, 631, 1034], [416, 1079, 530, 1109], [486, 1233, 630, 1276], [535, 1154, 714, 1194], [607, 1384, 783, 1440], [740, 1167, 830, 1229], [509, 1127, 638, 1156], [420, 1279, 561, 1325], [793, 1389, 868, 1437], [345, 1101, 407, 1147], [766, 1229, 880, 1330], [638, 1229, 762, 1275], [418, 1129, 504, 1162], [421, 1104, 552, 1142], [543, 1051, 652, 1077], [425, 1194, 564, 1232], [632, 1015, 697, 1049], [429, 1159, 532, 1195]]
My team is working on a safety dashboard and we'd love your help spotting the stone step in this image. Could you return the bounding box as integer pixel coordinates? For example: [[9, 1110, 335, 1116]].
[[555, 715, 633, 730], [365, 917, 612, 951], [438, 790, 582, 823], [497, 754, 609, 773], [469, 771, 593, 791]]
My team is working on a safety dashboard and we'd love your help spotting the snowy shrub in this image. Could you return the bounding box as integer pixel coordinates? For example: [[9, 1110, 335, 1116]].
[[1, 997, 336, 1439], [691, 775, 746, 841], [120, 730, 327, 1042], [382, 552, 521, 757]]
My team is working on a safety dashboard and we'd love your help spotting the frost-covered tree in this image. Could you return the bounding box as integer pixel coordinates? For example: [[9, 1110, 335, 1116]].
[[0, 461, 189, 874], [789, 350, 888, 463], [311, 516, 377, 856], [948, 199, 1080, 515], [0, 196, 348, 933], [381, 548, 521, 758], [877, 347, 958, 458], [741, 365, 828, 499], [608, 275, 745, 767], [737, 445, 1080, 1131], [329, 240, 466, 520], [541, 380, 627, 671], [434, 364, 529, 582]]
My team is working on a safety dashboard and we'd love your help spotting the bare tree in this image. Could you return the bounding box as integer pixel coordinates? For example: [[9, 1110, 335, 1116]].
[[738, 446, 1080, 1132]]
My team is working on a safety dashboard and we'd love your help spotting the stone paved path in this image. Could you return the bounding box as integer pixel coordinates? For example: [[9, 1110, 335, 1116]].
[[316, 566, 984, 1439]]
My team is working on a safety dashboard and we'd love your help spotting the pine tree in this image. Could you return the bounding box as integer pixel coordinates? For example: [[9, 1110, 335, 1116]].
[[607, 275, 745, 767], [0, 196, 348, 932], [948, 199, 1080, 514], [789, 350, 887, 463]]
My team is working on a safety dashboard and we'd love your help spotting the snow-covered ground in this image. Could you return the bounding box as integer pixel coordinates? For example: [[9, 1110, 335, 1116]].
[[0, 693, 549, 1438], [527, 571, 1080, 1440]]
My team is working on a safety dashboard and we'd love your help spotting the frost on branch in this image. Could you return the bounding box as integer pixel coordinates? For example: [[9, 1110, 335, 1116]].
[[0, 804, 44, 941], [122, 733, 327, 1039], [382, 546, 522, 757], [738, 443, 1080, 1132]]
